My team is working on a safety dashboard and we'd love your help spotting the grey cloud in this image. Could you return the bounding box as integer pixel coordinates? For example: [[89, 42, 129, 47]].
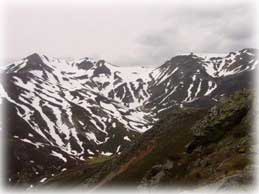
[[137, 35, 169, 48], [4, 1, 257, 67], [135, 2, 256, 66]]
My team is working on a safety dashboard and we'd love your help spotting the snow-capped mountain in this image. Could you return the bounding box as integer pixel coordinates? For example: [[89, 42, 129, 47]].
[[0, 48, 257, 185], [147, 48, 257, 111]]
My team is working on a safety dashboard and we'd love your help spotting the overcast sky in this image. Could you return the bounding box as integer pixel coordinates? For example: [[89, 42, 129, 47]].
[[3, 1, 257, 66]]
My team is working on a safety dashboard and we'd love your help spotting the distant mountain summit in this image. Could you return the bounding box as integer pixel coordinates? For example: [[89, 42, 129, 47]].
[[0, 48, 257, 186]]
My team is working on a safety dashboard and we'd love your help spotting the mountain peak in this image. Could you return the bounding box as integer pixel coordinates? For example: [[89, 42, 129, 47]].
[[25, 52, 43, 59]]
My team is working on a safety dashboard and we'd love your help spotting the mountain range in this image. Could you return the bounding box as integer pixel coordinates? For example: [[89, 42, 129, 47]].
[[0, 48, 257, 189]]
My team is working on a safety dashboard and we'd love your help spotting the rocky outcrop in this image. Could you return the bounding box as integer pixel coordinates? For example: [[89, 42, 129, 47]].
[[186, 90, 253, 153]]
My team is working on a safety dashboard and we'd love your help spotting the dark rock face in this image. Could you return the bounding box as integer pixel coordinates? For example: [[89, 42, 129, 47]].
[[94, 60, 111, 76], [6, 53, 54, 74], [76, 60, 94, 71], [0, 48, 257, 188]]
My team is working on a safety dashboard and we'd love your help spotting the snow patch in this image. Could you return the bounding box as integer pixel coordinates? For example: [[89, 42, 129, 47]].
[[124, 136, 131, 141], [50, 151, 67, 162]]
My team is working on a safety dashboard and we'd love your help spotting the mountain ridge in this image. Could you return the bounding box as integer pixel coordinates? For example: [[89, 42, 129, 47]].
[[0, 48, 257, 187]]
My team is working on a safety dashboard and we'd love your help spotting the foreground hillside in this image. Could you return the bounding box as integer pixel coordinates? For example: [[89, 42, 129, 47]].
[[105, 90, 255, 189]]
